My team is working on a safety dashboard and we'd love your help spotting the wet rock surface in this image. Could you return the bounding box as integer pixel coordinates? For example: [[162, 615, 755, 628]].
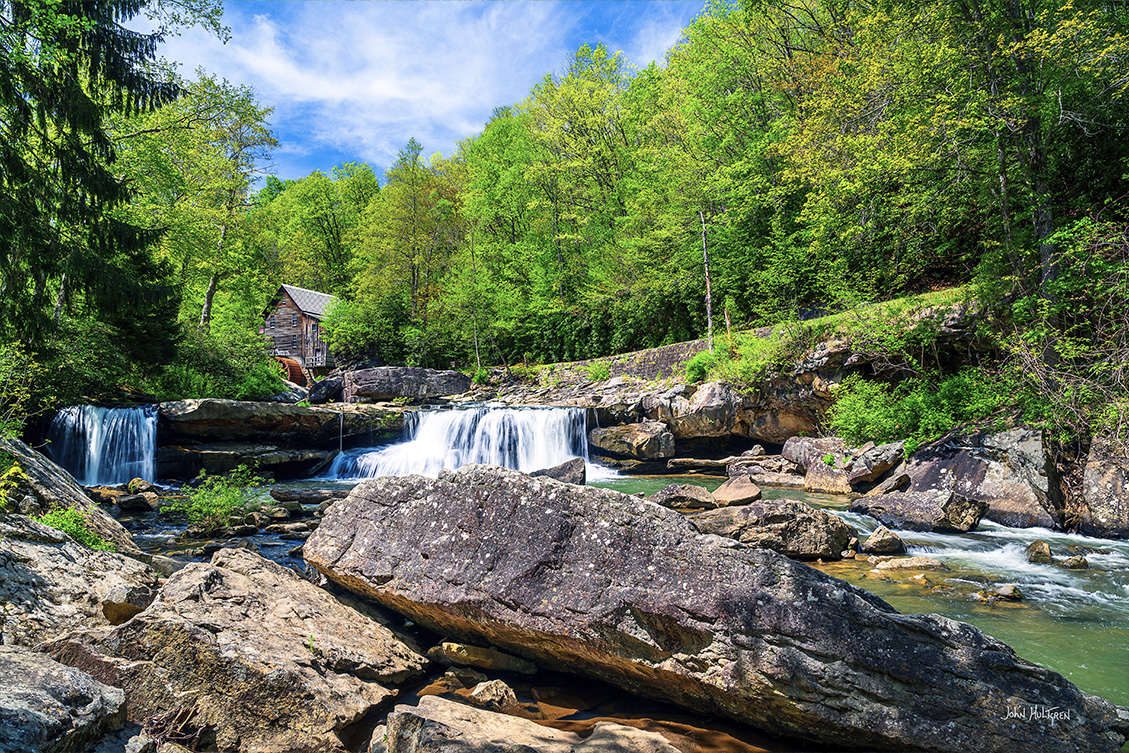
[[0, 515, 162, 647], [689, 499, 855, 560], [45, 548, 428, 753], [380, 695, 680, 753], [850, 489, 989, 532], [304, 464, 1129, 753], [0, 645, 126, 753]]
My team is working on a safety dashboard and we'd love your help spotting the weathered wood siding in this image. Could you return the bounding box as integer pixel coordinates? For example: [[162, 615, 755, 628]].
[[263, 290, 334, 369]]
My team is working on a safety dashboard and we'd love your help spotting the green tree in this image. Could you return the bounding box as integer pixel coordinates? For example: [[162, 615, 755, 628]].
[[0, 0, 221, 345]]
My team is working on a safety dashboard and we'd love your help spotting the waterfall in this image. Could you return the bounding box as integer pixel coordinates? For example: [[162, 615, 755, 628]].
[[325, 406, 590, 479], [47, 405, 158, 486]]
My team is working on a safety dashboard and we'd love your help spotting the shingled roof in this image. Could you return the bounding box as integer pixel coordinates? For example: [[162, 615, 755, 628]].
[[269, 284, 337, 319]]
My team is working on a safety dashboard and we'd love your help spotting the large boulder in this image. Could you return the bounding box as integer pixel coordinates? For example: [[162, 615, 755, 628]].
[[0, 436, 138, 553], [689, 499, 855, 560], [304, 465, 1129, 753], [344, 367, 471, 403], [45, 548, 428, 753], [667, 381, 747, 439], [850, 490, 989, 533], [803, 461, 853, 494], [905, 428, 1060, 528], [848, 441, 906, 487], [158, 399, 401, 446], [308, 376, 344, 405], [1080, 438, 1129, 538], [781, 436, 849, 472], [380, 695, 679, 753], [0, 645, 126, 753], [587, 421, 674, 460], [0, 515, 161, 647]]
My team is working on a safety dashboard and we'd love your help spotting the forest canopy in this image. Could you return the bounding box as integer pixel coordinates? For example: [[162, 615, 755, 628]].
[[1, 0, 1127, 447]]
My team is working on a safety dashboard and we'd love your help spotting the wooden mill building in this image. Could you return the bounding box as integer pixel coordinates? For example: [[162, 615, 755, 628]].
[[261, 284, 338, 383]]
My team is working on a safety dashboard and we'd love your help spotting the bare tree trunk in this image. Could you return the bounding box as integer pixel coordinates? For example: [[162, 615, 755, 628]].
[[52, 274, 67, 320], [199, 272, 219, 331], [700, 210, 714, 353]]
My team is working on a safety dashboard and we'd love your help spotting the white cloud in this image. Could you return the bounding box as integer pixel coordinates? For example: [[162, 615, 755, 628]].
[[154, 0, 698, 178]]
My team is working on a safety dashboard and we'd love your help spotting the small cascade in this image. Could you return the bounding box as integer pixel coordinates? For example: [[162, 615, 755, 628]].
[[325, 406, 590, 479], [47, 405, 158, 486]]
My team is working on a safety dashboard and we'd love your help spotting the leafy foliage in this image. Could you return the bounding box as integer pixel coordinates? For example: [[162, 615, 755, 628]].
[[164, 464, 265, 531], [33, 506, 116, 552]]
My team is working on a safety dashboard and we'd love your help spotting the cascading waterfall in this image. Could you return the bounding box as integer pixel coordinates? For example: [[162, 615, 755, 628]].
[[47, 404, 158, 485], [325, 406, 592, 479]]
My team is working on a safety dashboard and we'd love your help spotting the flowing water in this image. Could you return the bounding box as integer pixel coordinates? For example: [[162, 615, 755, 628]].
[[594, 476, 1129, 709], [324, 406, 603, 479], [47, 404, 158, 486]]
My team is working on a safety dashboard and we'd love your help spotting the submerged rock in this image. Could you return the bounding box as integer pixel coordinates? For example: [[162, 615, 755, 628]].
[[381, 695, 680, 753], [45, 548, 428, 753], [304, 465, 1129, 753], [850, 490, 989, 532], [689, 499, 855, 560], [859, 525, 907, 555], [0, 645, 126, 753], [0, 515, 162, 647]]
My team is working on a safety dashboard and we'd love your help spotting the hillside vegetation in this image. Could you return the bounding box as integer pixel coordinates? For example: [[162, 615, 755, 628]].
[[0, 0, 1126, 455]]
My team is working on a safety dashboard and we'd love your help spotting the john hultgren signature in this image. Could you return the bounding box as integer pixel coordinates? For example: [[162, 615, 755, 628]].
[[1003, 704, 1072, 726]]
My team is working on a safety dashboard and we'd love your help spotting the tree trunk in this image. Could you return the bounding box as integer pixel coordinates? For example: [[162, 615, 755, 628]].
[[199, 272, 219, 331], [700, 210, 714, 353]]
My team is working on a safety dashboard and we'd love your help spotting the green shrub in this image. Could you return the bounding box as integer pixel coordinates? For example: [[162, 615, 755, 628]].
[[585, 361, 611, 382], [828, 370, 1011, 453], [164, 464, 265, 531], [684, 350, 719, 383], [508, 363, 539, 383], [822, 453, 836, 467], [143, 326, 282, 401], [472, 368, 490, 385], [0, 459, 27, 512], [0, 341, 44, 438], [34, 506, 116, 551]]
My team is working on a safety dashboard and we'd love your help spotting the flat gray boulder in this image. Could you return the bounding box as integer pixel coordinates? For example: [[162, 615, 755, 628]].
[[0, 645, 125, 753], [303, 465, 1129, 753], [850, 489, 989, 532], [689, 499, 855, 560], [45, 548, 428, 753], [0, 515, 161, 647], [344, 367, 471, 402]]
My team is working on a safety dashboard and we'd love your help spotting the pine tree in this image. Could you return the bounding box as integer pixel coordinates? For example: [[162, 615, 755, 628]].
[[0, 0, 183, 343]]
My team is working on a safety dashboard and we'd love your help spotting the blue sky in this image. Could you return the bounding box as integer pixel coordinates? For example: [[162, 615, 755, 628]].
[[154, 1, 705, 182]]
